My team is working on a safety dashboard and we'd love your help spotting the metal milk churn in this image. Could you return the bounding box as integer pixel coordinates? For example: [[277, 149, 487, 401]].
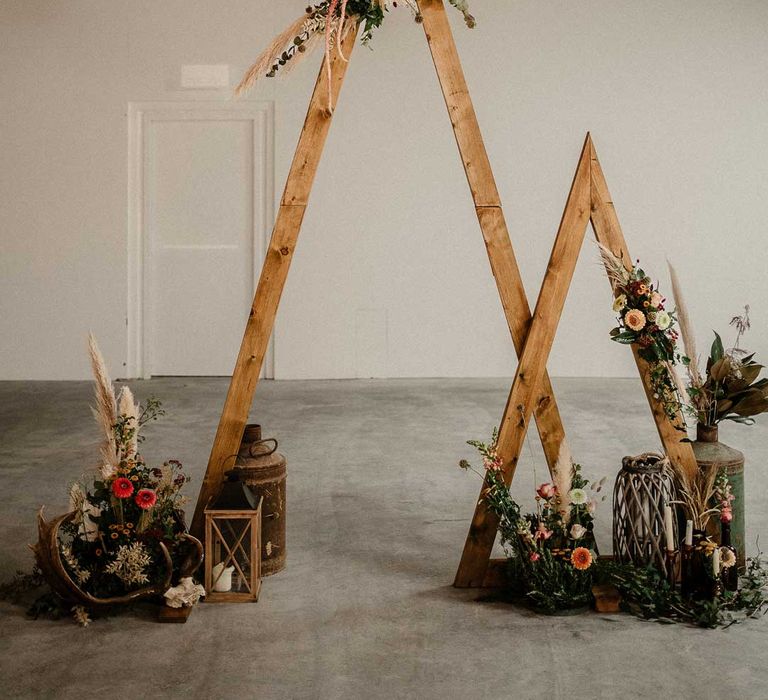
[[235, 424, 286, 576]]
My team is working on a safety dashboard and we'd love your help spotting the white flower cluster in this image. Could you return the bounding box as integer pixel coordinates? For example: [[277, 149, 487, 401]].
[[104, 541, 152, 587], [60, 544, 91, 585]]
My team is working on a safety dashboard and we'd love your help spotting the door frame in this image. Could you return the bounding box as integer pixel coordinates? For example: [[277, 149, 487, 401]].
[[127, 100, 275, 379]]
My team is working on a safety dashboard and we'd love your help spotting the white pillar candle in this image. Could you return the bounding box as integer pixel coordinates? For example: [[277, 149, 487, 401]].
[[684, 520, 693, 547], [664, 504, 675, 551], [712, 547, 721, 576]]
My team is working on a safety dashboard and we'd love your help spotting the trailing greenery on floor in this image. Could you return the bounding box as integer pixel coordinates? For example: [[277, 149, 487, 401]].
[[601, 557, 768, 628]]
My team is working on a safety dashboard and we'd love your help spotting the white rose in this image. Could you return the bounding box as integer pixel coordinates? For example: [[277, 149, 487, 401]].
[[570, 523, 587, 540]]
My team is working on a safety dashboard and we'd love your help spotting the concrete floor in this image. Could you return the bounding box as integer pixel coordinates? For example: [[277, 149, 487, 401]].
[[1, 377, 767, 699]]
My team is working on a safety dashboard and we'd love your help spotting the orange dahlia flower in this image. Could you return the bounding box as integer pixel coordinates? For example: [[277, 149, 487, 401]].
[[571, 547, 593, 571]]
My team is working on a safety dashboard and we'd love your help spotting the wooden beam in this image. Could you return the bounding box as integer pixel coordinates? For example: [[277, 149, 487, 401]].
[[190, 27, 359, 538], [454, 135, 593, 587], [418, 0, 570, 586], [588, 140, 699, 482]]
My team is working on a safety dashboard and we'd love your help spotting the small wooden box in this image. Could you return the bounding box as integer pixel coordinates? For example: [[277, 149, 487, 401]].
[[204, 497, 262, 603]]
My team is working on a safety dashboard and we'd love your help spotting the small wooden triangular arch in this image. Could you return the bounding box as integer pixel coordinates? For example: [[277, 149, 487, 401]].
[[454, 134, 699, 587]]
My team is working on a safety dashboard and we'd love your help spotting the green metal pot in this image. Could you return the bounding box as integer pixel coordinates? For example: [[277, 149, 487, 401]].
[[691, 423, 745, 570]]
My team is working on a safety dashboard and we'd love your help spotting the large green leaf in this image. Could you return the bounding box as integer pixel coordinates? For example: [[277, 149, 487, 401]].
[[731, 393, 768, 417], [709, 357, 731, 382], [715, 399, 734, 418], [710, 332, 725, 363], [738, 363, 764, 385], [611, 332, 637, 345]]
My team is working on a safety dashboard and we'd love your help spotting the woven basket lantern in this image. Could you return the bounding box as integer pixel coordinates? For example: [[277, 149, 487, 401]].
[[613, 452, 678, 577]]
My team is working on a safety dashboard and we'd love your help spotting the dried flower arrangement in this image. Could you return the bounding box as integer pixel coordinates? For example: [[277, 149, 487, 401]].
[[7, 335, 204, 625], [460, 431, 606, 613], [236, 0, 475, 108], [663, 267, 767, 531]]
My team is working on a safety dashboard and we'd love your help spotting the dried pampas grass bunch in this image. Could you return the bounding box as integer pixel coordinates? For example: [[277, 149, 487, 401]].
[[667, 260, 706, 411], [552, 443, 574, 525], [671, 461, 720, 531], [88, 333, 118, 479], [235, 3, 357, 111], [597, 242, 631, 292]]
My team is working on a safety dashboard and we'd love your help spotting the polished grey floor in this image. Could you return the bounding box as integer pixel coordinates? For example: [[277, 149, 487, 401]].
[[1, 378, 767, 699]]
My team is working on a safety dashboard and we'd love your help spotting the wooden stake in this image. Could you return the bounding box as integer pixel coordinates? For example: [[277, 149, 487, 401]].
[[418, 0, 570, 585], [190, 27, 359, 538]]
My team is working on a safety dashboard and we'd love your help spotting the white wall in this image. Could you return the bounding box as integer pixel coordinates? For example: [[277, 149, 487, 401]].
[[1, 1, 767, 380]]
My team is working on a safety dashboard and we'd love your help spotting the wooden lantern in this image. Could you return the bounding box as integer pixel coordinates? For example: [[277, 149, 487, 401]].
[[204, 493, 262, 603]]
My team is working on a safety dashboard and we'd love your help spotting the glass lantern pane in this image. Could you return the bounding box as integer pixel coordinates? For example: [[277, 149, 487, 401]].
[[212, 517, 253, 594]]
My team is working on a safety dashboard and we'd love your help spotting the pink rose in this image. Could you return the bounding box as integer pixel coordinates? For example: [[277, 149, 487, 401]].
[[721, 507, 733, 523], [535, 523, 553, 541], [536, 483, 556, 499], [650, 292, 664, 308], [529, 552, 540, 562]]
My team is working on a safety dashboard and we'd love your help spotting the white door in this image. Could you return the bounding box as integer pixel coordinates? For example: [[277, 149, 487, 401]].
[[128, 103, 274, 377]]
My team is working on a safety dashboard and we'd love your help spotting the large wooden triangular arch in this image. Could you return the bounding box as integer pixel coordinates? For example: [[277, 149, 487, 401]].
[[191, 0, 698, 589]]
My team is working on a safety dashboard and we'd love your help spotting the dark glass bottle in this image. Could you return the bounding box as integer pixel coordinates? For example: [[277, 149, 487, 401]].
[[720, 522, 739, 592]]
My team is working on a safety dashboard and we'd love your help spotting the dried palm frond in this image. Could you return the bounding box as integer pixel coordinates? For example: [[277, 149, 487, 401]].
[[117, 385, 139, 457], [87, 333, 118, 478], [596, 242, 631, 292], [235, 11, 317, 96], [552, 442, 574, 524], [670, 460, 719, 530], [668, 260, 704, 391]]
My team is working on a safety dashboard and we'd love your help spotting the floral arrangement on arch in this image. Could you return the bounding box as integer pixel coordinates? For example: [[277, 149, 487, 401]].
[[236, 0, 475, 108], [600, 246, 688, 423], [460, 430, 606, 613]]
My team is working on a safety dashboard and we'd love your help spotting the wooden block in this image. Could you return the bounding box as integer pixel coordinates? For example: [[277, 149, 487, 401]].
[[158, 604, 194, 623], [592, 584, 622, 614]]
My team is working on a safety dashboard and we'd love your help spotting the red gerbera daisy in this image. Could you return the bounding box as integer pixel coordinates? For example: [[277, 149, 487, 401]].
[[111, 477, 134, 499], [134, 488, 157, 510]]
